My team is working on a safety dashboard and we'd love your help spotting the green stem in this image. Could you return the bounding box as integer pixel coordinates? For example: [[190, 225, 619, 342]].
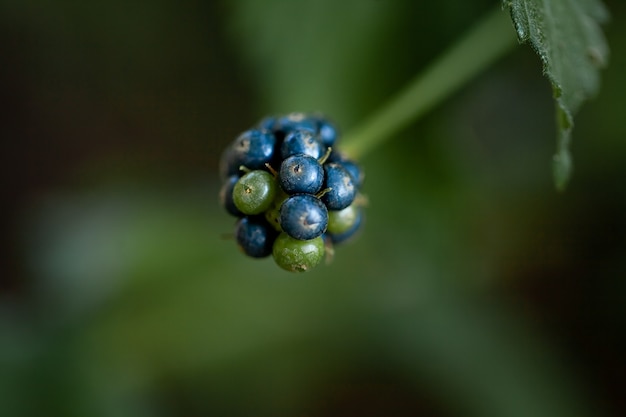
[[341, 7, 518, 159]]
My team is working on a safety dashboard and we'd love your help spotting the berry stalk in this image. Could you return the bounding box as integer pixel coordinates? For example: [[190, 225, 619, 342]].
[[341, 7, 517, 159]]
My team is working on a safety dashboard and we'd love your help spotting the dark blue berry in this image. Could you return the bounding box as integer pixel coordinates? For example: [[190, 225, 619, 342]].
[[337, 159, 364, 189], [220, 175, 244, 217], [259, 113, 316, 143], [281, 129, 326, 160], [321, 163, 356, 210], [315, 117, 339, 147], [279, 154, 324, 195], [280, 194, 328, 240], [276, 113, 317, 135], [235, 216, 277, 258], [231, 129, 277, 171], [328, 151, 364, 188], [219, 146, 240, 180], [257, 116, 278, 132]]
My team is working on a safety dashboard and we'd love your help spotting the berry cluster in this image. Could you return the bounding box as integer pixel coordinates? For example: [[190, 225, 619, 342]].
[[219, 112, 365, 272]]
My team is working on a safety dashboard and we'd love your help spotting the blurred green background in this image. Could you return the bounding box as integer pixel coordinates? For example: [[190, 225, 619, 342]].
[[1, 1, 625, 416]]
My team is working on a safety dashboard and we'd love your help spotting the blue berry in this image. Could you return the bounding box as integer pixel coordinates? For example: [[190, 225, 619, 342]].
[[321, 163, 356, 210], [219, 146, 240, 180], [257, 116, 278, 132], [259, 112, 337, 148], [219, 175, 244, 217], [281, 129, 326, 160], [260, 113, 317, 143], [272, 233, 325, 272], [276, 113, 317, 135], [235, 216, 277, 258], [328, 151, 364, 188], [280, 194, 328, 240], [231, 129, 277, 170], [337, 159, 364, 189], [279, 154, 324, 195], [315, 117, 339, 147]]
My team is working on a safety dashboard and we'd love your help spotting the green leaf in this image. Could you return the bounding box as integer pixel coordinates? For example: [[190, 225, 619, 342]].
[[503, 0, 609, 190]]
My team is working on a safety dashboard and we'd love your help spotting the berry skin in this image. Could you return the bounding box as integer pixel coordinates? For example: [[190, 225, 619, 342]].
[[281, 129, 326, 160], [269, 112, 337, 147], [264, 188, 289, 232], [326, 204, 359, 235], [280, 194, 328, 240], [233, 170, 277, 215], [328, 206, 363, 244], [235, 216, 277, 258], [315, 117, 339, 147], [279, 154, 324, 195], [337, 159, 364, 189], [219, 175, 244, 217], [321, 163, 356, 210], [257, 116, 278, 132], [328, 151, 364, 188], [260, 113, 316, 143], [272, 233, 325, 272], [219, 146, 240, 181], [276, 113, 317, 135], [231, 129, 277, 170]]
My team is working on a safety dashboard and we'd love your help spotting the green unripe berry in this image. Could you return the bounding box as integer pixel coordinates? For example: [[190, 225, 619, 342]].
[[264, 188, 289, 232], [272, 233, 324, 272], [327, 204, 358, 235], [233, 170, 277, 215]]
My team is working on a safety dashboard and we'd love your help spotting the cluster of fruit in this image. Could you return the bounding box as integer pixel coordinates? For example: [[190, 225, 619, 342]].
[[219, 112, 365, 272]]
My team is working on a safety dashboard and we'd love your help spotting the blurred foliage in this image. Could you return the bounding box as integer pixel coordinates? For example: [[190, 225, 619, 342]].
[[1, 0, 625, 416]]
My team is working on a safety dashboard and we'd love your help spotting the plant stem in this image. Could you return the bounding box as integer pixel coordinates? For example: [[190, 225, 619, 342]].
[[341, 7, 518, 159]]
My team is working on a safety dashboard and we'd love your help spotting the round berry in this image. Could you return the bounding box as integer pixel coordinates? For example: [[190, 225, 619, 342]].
[[279, 154, 324, 195], [235, 216, 277, 258], [327, 204, 359, 235], [233, 170, 277, 215], [231, 129, 277, 170], [280, 194, 328, 240], [281, 129, 325, 160], [219, 175, 244, 217], [326, 204, 363, 244], [276, 113, 317, 135], [219, 145, 240, 181], [321, 163, 356, 210], [264, 189, 289, 232], [316, 118, 339, 147], [272, 233, 325, 272], [338, 159, 364, 189], [328, 151, 364, 188], [257, 116, 278, 132]]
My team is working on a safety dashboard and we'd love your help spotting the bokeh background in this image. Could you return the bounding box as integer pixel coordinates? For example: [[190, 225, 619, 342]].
[[1, 1, 625, 416]]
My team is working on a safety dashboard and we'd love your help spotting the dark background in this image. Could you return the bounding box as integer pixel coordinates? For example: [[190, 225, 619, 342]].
[[1, 1, 625, 416]]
